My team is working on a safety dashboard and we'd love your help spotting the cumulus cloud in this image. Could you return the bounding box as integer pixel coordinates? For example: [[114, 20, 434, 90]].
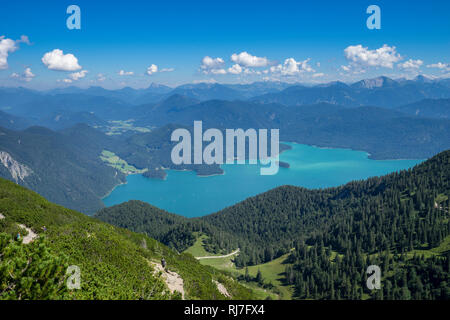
[[97, 73, 106, 82], [398, 59, 423, 70], [231, 52, 268, 67], [312, 72, 325, 78], [145, 65, 174, 75], [0, 37, 18, 70], [118, 70, 134, 76], [201, 56, 224, 69], [344, 44, 402, 69], [23, 67, 35, 81], [270, 58, 315, 76], [427, 62, 450, 71], [0, 35, 32, 70], [200, 56, 225, 74], [146, 64, 158, 75], [42, 49, 82, 71], [10, 67, 35, 82], [242, 68, 262, 75], [69, 70, 88, 81], [200, 53, 268, 75]]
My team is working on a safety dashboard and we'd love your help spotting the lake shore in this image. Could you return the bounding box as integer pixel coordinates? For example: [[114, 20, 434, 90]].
[[103, 143, 423, 217]]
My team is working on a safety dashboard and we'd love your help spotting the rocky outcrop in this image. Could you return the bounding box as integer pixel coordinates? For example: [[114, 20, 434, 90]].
[[213, 280, 231, 298], [0, 151, 33, 182], [149, 261, 185, 299]]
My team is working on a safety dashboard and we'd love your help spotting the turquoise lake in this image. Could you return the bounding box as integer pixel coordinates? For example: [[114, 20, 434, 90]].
[[103, 143, 423, 217]]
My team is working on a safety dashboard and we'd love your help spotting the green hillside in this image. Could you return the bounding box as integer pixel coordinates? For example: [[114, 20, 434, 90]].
[[96, 150, 450, 300], [0, 178, 255, 300]]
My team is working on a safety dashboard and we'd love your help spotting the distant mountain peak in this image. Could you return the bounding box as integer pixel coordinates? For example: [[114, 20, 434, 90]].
[[413, 74, 437, 83], [147, 82, 170, 89], [317, 80, 348, 88], [351, 76, 397, 89]]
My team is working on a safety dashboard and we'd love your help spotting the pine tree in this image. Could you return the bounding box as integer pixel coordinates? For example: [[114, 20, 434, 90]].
[[0, 233, 69, 299]]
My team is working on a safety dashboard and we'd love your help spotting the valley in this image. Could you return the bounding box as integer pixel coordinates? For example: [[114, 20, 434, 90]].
[[1, 76, 449, 300], [97, 150, 450, 300], [2, 0, 449, 303]]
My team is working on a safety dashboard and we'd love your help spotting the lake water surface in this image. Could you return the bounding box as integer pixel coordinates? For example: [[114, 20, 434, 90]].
[[103, 143, 423, 217]]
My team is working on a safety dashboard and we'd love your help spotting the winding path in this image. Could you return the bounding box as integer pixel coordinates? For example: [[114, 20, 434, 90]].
[[196, 248, 240, 260]]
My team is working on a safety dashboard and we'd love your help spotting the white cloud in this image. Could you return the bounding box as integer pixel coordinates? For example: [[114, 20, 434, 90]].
[[200, 56, 226, 75], [69, 70, 88, 81], [10, 67, 35, 82], [427, 62, 450, 71], [146, 64, 158, 75], [200, 54, 266, 75], [344, 44, 402, 69], [244, 68, 262, 75], [16, 35, 31, 45], [270, 58, 314, 76], [118, 70, 134, 76], [57, 78, 73, 84], [0, 35, 31, 70], [398, 59, 423, 70], [210, 68, 227, 75], [23, 67, 35, 82], [0, 37, 18, 70], [42, 49, 82, 71], [312, 73, 325, 78], [192, 79, 217, 84], [341, 65, 351, 72], [97, 73, 106, 82], [200, 56, 224, 70], [231, 52, 268, 67], [145, 65, 173, 75]]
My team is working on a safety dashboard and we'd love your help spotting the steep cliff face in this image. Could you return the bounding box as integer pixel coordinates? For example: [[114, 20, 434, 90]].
[[0, 151, 33, 182]]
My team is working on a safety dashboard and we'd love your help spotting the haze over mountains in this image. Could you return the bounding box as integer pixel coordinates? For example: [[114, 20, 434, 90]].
[[251, 76, 450, 107], [2, 75, 450, 119]]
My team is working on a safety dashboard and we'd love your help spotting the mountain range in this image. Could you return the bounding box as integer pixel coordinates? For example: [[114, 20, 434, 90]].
[[251, 76, 450, 107], [1, 76, 450, 213], [0, 75, 449, 300]]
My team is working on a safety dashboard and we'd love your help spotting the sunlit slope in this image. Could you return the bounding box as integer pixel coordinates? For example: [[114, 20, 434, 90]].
[[0, 178, 255, 300]]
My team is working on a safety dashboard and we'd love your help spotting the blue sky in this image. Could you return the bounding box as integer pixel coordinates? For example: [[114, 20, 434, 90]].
[[1, 0, 449, 89]]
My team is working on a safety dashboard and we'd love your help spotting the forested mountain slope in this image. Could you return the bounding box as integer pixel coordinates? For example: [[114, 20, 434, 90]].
[[96, 150, 449, 299], [0, 124, 228, 213], [0, 178, 254, 300], [0, 125, 126, 214], [130, 97, 450, 160], [395, 98, 450, 119]]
